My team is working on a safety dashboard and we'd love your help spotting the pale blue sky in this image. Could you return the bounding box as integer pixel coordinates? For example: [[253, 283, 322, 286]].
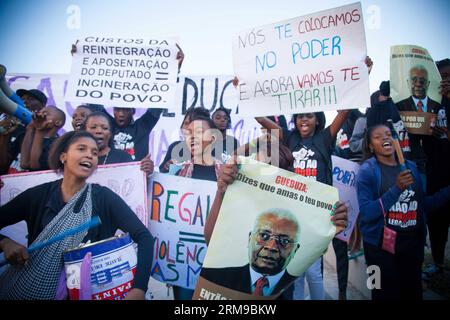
[[1, 0, 449, 93]]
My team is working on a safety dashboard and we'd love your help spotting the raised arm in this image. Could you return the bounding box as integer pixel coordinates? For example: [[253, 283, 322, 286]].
[[29, 130, 47, 170], [255, 117, 284, 141], [329, 110, 351, 139], [20, 123, 36, 169]]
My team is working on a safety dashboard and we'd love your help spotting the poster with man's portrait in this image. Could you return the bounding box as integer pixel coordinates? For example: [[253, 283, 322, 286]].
[[390, 45, 442, 135], [193, 158, 338, 300]]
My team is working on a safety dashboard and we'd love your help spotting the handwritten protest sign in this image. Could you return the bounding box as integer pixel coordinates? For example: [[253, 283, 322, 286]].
[[66, 36, 179, 109], [399, 111, 436, 135], [332, 156, 360, 242], [193, 158, 337, 300], [233, 2, 369, 117], [0, 162, 147, 246], [148, 173, 216, 289], [390, 45, 442, 105]]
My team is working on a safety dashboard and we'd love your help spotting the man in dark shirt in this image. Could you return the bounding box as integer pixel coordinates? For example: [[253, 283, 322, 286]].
[[111, 108, 163, 161]]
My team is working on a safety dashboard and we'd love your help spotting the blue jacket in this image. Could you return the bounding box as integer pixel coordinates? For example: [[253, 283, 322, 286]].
[[356, 157, 450, 247]]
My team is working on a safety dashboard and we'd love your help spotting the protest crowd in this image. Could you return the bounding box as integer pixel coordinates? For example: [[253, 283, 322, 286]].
[[0, 3, 449, 302]]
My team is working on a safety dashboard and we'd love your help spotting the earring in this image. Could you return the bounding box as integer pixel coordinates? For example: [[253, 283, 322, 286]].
[[61, 160, 65, 165], [369, 147, 374, 153]]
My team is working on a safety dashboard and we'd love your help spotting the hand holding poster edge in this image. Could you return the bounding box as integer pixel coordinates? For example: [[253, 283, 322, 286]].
[[331, 201, 348, 234]]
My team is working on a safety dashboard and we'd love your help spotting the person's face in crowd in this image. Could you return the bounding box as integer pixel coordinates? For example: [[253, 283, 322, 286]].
[[378, 95, 389, 102], [295, 113, 317, 138], [438, 65, 450, 80], [113, 107, 134, 128], [369, 125, 394, 158], [85, 116, 111, 152], [212, 110, 229, 133], [22, 93, 44, 112], [37, 106, 64, 129], [60, 137, 98, 180], [409, 68, 429, 99], [185, 120, 216, 158], [248, 213, 299, 275], [72, 106, 93, 131]]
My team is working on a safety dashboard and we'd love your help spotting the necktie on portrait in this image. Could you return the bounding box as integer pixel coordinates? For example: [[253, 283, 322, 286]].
[[417, 100, 424, 112], [253, 276, 269, 296]]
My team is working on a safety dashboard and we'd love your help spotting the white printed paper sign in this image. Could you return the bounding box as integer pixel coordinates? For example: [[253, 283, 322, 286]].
[[332, 156, 360, 242], [233, 2, 369, 116], [148, 173, 216, 289], [66, 36, 179, 109]]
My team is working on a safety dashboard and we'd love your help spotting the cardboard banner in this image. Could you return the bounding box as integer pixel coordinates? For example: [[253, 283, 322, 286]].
[[148, 173, 216, 289], [232, 2, 369, 117], [6, 74, 262, 167], [332, 156, 360, 242], [399, 111, 436, 135], [0, 162, 148, 246], [193, 158, 337, 300], [390, 45, 442, 105], [66, 36, 179, 109]]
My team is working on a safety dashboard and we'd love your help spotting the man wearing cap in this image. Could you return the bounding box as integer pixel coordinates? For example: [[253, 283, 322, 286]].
[[0, 89, 47, 174], [16, 89, 48, 113]]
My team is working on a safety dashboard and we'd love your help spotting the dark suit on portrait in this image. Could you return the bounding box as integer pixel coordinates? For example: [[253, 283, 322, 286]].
[[395, 96, 441, 174], [396, 96, 440, 113], [200, 264, 296, 296]]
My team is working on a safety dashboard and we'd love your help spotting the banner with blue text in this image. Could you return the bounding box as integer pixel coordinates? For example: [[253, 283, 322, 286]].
[[233, 2, 369, 116]]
